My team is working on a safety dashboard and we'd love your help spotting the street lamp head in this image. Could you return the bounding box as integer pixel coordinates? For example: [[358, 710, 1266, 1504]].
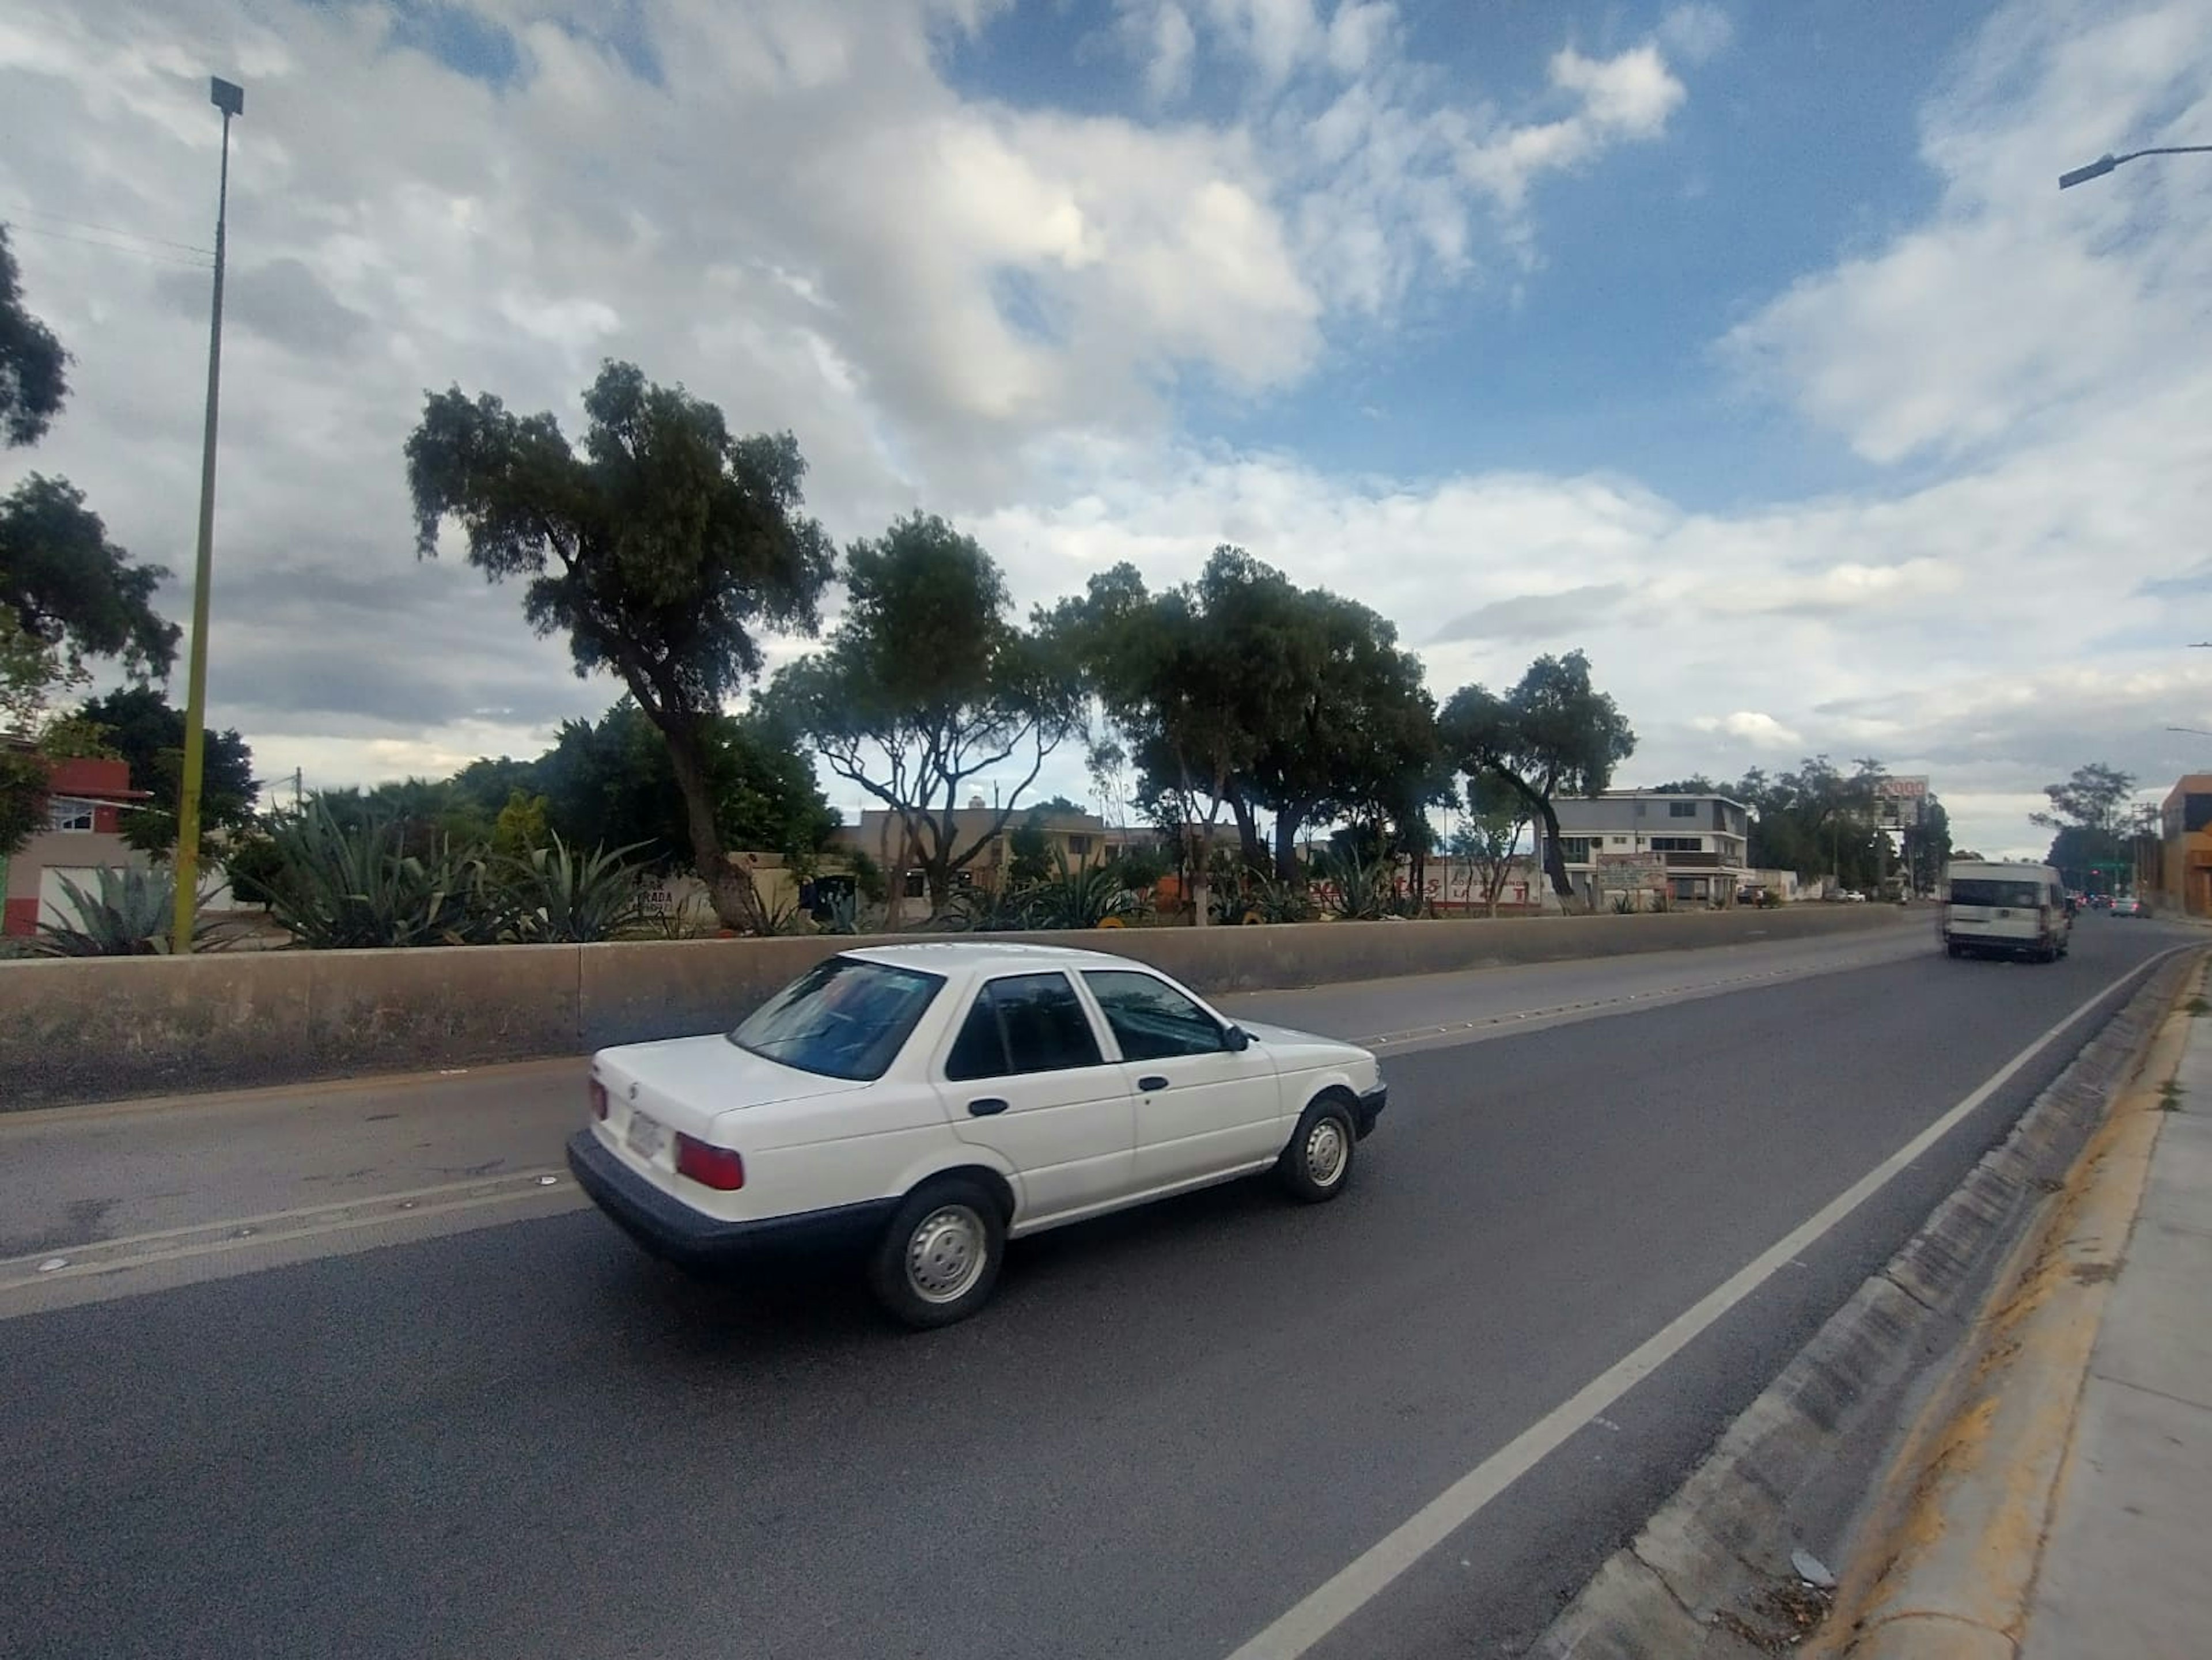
[[210, 76, 244, 117], [2058, 153, 2117, 189]]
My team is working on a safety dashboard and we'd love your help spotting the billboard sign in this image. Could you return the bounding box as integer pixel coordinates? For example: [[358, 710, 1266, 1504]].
[[1875, 776, 1930, 829]]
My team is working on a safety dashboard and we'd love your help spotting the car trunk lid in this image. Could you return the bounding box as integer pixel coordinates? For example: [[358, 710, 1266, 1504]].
[[592, 1036, 868, 1177]]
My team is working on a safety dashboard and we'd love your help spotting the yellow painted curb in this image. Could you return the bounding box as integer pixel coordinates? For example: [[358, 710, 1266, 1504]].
[[1810, 956, 2203, 1657]]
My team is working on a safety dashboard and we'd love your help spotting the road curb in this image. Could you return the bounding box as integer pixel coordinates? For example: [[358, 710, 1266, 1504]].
[[1528, 946, 2203, 1660], [1806, 956, 2199, 1658]]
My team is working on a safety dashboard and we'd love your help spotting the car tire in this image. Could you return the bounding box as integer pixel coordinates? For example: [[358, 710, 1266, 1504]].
[[868, 1178, 1006, 1331], [1279, 1093, 1358, 1204]]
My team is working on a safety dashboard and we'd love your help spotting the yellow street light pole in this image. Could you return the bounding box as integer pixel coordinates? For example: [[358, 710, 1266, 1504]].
[[172, 76, 242, 952]]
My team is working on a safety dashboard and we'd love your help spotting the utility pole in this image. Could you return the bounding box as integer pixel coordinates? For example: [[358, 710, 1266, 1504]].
[[171, 75, 243, 953]]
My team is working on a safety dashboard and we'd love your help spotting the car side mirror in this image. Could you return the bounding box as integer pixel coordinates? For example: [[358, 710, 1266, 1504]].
[[1223, 1024, 1251, 1052]]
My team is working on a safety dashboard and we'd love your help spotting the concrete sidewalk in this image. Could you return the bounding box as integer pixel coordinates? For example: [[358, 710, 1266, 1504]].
[[2019, 1003, 2212, 1658]]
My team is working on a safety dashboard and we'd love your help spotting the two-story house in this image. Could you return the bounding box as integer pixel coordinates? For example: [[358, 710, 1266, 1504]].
[[2, 752, 151, 936], [1547, 790, 1753, 907]]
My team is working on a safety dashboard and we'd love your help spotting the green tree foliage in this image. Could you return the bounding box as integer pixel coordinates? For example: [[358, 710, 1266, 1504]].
[[1243, 578, 1445, 881], [0, 232, 179, 854], [405, 361, 834, 931], [1046, 552, 1274, 921], [1, 476, 178, 680], [768, 513, 1080, 911], [1, 226, 69, 450], [75, 685, 257, 857], [1050, 547, 1445, 909], [1439, 651, 1636, 898], [2032, 763, 2141, 888], [532, 700, 836, 868]]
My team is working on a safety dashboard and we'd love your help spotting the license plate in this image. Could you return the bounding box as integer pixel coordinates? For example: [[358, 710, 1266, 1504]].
[[626, 1108, 669, 1163]]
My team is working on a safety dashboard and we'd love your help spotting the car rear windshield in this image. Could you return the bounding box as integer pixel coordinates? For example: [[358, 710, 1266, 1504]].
[[729, 957, 944, 1081], [1949, 879, 2044, 908]]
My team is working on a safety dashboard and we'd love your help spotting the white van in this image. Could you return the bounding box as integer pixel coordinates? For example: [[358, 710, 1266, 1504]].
[[1942, 861, 2071, 962]]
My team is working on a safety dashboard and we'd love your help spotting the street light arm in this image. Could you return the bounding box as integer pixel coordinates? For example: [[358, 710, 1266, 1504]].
[[2061, 143, 2212, 188]]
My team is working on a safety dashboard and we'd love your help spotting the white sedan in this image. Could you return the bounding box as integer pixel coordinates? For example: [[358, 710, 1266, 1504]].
[[566, 941, 1387, 1328]]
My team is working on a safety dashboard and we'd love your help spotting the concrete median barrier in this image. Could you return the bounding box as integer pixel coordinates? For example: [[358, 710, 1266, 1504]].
[[2, 904, 1913, 1108]]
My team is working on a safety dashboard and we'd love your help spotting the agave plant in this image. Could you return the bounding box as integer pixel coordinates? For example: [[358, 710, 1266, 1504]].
[[502, 835, 650, 943], [1245, 873, 1315, 924], [1309, 848, 1397, 921], [1018, 856, 1144, 930], [32, 867, 236, 956], [939, 884, 1035, 933], [264, 801, 504, 948]]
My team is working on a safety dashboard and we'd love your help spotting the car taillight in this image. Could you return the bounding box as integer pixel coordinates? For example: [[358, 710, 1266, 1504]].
[[675, 1134, 745, 1191], [588, 1078, 609, 1120]]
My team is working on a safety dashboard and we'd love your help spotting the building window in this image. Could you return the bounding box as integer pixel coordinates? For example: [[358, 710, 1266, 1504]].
[[2186, 794, 2212, 834], [903, 870, 927, 899], [1066, 834, 1092, 859], [1611, 836, 1629, 846], [1650, 836, 1703, 852], [1556, 837, 1593, 862], [47, 797, 96, 833], [1669, 801, 1698, 818]]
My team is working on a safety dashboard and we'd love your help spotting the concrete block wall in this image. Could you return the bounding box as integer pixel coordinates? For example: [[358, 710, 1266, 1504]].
[[1, 905, 1911, 1109]]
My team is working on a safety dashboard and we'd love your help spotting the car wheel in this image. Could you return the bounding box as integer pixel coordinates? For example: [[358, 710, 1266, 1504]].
[[868, 1178, 1006, 1331], [1279, 1093, 1358, 1204]]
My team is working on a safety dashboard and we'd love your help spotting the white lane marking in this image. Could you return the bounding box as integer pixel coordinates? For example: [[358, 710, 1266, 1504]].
[[1223, 945, 2194, 1660]]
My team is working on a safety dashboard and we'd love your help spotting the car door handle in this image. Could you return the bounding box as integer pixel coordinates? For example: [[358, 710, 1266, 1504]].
[[967, 1097, 1009, 1117], [1137, 1075, 1170, 1093]]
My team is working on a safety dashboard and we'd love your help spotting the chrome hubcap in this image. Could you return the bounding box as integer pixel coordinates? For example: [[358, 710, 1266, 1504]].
[[906, 1204, 988, 1303], [1305, 1117, 1348, 1187]]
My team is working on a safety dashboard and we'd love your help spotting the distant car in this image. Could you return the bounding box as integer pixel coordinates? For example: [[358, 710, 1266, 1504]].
[[2090, 893, 2112, 910], [2110, 896, 2149, 918], [566, 943, 1387, 1328]]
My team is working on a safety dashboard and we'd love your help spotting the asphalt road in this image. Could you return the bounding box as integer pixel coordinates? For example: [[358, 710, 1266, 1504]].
[[0, 914, 2192, 1659]]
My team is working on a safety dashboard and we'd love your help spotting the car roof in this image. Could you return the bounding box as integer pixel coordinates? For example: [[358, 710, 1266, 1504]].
[[839, 941, 1143, 979]]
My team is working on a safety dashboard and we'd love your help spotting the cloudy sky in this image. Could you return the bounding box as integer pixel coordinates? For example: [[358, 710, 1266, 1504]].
[[3, 0, 2210, 858]]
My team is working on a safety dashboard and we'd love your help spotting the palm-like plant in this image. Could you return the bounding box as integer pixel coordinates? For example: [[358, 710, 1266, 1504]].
[[32, 867, 236, 956]]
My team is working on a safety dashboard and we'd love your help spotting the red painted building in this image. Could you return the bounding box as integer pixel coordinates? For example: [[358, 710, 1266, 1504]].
[[2, 753, 151, 936]]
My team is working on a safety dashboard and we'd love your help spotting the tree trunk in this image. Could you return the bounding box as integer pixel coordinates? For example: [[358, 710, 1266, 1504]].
[[1537, 795, 1573, 897], [660, 714, 764, 933], [1229, 793, 1264, 876], [1272, 812, 1299, 882]]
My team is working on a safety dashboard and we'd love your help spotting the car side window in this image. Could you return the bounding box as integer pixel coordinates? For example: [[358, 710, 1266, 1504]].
[[1082, 970, 1227, 1062], [944, 973, 1104, 1082]]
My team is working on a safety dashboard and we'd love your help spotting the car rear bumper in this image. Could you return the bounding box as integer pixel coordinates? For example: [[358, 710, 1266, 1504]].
[[1354, 1083, 1387, 1137], [565, 1131, 897, 1267]]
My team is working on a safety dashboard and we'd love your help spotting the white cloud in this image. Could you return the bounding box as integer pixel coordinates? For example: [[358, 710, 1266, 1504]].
[[1694, 712, 1802, 749], [1658, 5, 1733, 66], [1725, 0, 2212, 465], [10, 0, 2199, 866]]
